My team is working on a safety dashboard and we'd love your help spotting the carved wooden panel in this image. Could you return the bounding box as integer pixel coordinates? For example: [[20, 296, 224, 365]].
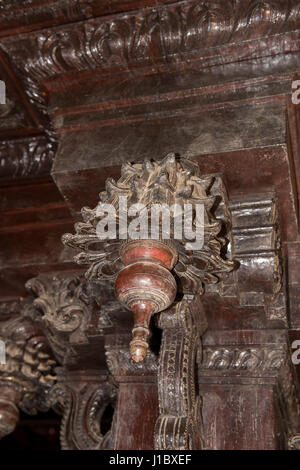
[[155, 295, 207, 450], [0, 0, 299, 451]]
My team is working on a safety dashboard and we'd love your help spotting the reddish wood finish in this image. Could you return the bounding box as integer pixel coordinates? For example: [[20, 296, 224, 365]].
[[0, 0, 299, 451], [111, 382, 159, 450], [115, 240, 177, 362]]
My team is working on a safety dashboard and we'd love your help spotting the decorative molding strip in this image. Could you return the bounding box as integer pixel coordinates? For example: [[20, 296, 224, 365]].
[[105, 347, 158, 378], [200, 345, 286, 371], [0, 0, 156, 36], [0, 136, 55, 179], [200, 340, 300, 441], [0, 0, 92, 32], [1, 0, 300, 82]]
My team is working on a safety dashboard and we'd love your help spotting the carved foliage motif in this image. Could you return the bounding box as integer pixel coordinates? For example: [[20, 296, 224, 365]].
[[63, 154, 234, 294], [25, 274, 104, 365], [201, 345, 286, 371], [154, 294, 207, 450], [26, 275, 91, 340], [2, 1, 300, 81]]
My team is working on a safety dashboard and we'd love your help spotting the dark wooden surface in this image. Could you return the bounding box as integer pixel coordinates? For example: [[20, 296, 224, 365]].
[[0, 0, 299, 450]]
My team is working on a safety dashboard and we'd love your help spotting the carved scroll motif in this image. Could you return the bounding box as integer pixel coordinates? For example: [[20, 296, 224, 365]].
[[25, 274, 110, 365], [47, 372, 116, 450], [26, 275, 92, 340], [154, 294, 207, 450]]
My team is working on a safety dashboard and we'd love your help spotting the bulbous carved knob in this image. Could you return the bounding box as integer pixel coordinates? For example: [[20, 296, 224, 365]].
[[115, 240, 178, 362]]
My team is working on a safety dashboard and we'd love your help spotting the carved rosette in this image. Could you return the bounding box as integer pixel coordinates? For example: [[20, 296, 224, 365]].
[[63, 154, 234, 361], [154, 294, 207, 450]]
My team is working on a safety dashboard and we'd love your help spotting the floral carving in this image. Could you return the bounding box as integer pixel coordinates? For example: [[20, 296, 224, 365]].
[[25, 275, 96, 341], [2, 1, 299, 81], [63, 154, 234, 294]]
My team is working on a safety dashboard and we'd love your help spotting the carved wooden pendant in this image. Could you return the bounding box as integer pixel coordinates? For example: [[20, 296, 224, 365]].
[[115, 240, 177, 362], [63, 154, 234, 362]]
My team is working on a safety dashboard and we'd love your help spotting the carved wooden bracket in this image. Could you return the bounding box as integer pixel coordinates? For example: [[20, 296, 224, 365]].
[[25, 274, 113, 367], [154, 294, 207, 450], [63, 154, 234, 361], [13, 273, 121, 450], [0, 304, 56, 439], [205, 192, 287, 325]]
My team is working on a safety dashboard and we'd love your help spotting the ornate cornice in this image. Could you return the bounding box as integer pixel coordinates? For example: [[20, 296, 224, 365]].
[[0, 0, 166, 37], [1, 0, 300, 82], [0, 1, 298, 185]]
